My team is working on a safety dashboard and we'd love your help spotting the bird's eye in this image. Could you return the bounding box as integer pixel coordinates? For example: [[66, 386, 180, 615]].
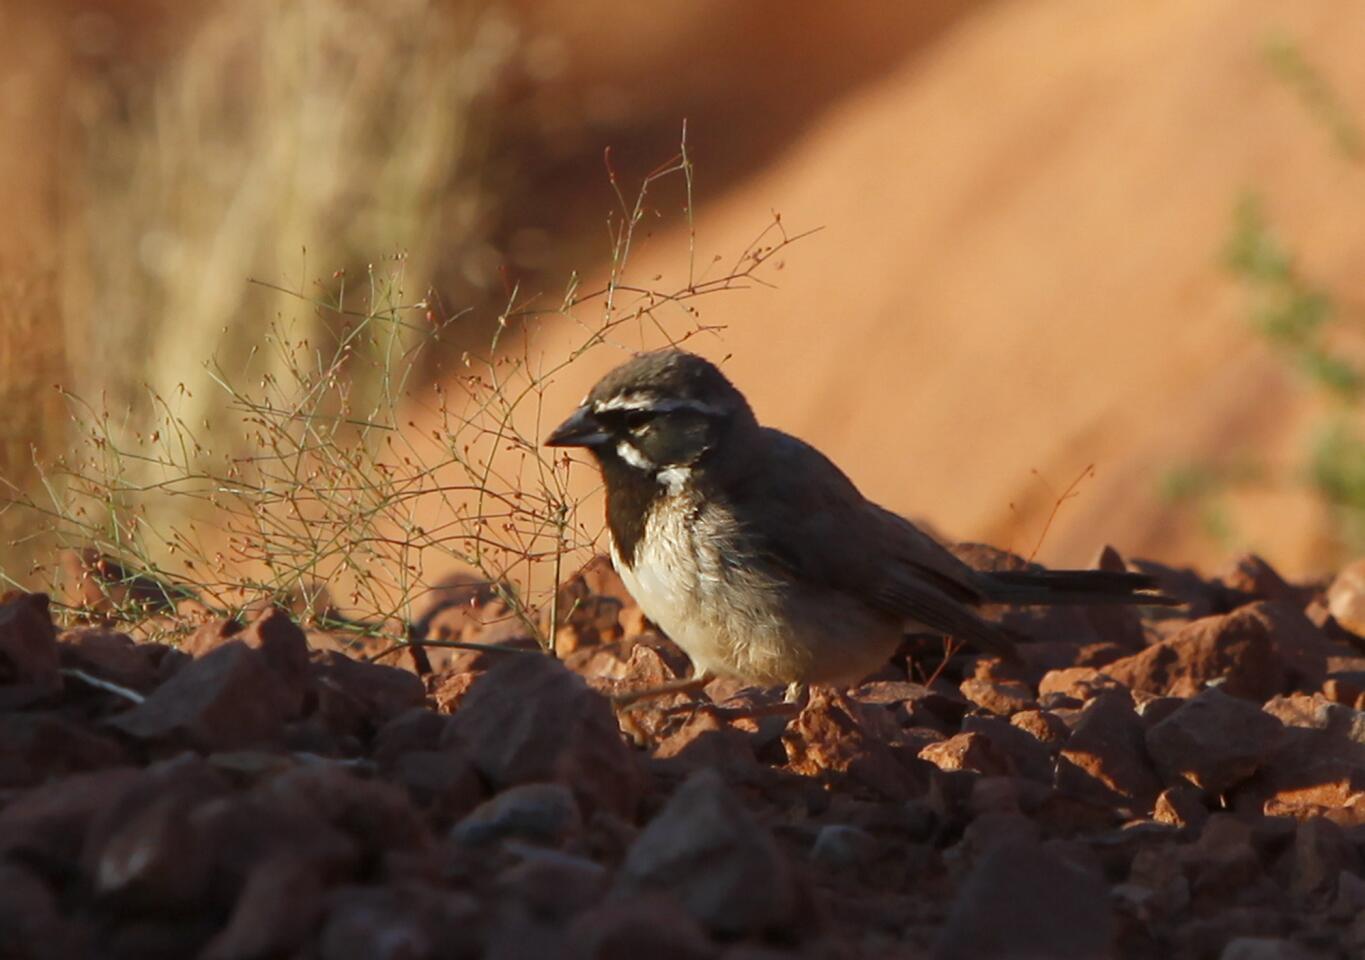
[[623, 410, 655, 432]]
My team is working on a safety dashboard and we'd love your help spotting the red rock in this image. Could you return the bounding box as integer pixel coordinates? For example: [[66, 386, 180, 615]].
[[566, 894, 717, 960], [429, 669, 480, 713], [1182, 815, 1265, 908], [94, 792, 213, 909], [317, 884, 482, 960], [1058, 691, 1162, 810], [200, 855, 326, 960], [1010, 709, 1070, 745], [655, 708, 762, 775], [497, 846, 609, 922], [1102, 604, 1280, 700], [1037, 666, 1121, 701], [182, 616, 245, 657], [1288, 816, 1360, 909], [107, 641, 294, 750], [450, 782, 581, 848], [238, 606, 311, 685], [1328, 558, 1365, 639], [784, 688, 928, 799], [56, 626, 160, 693], [1108, 602, 1348, 701], [919, 732, 1013, 778], [0, 711, 126, 788], [194, 790, 358, 888], [852, 679, 967, 733], [308, 650, 427, 734], [447, 653, 642, 819], [0, 862, 70, 957], [960, 716, 1053, 783], [257, 764, 431, 861], [1146, 687, 1287, 794], [959, 677, 1036, 716], [409, 573, 499, 641], [1220, 939, 1316, 960], [0, 766, 142, 871], [389, 748, 485, 826], [617, 768, 798, 938], [1222, 554, 1309, 606], [0, 592, 60, 707], [933, 839, 1115, 959], [1153, 784, 1209, 831]]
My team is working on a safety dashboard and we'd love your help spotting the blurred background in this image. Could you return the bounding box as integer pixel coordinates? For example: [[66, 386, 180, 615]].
[[3, 0, 1365, 602]]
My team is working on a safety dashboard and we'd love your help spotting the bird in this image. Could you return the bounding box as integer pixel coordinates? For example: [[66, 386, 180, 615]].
[[545, 349, 1172, 697]]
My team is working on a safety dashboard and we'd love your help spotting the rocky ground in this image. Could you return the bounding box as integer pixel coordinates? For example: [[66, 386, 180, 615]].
[[5, 546, 1365, 959]]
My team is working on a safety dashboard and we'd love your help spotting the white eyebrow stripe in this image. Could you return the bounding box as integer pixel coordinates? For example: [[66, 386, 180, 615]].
[[594, 394, 724, 416], [615, 440, 655, 471]]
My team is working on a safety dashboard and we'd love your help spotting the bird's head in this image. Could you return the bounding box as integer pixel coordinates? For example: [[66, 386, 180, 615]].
[[545, 350, 756, 480]]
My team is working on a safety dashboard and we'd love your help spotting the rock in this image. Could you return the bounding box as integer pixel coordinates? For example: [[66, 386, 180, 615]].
[[654, 708, 762, 775], [1222, 554, 1308, 606], [498, 846, 609, 922], [1153, 784, 1209, 831], [810, 824, 878, 870], [447, 654, 642, 819], [1147, 688, 1287, 794], [919, 732, 1013, 777], [1328, 558, 1365, 638], [959, 677, 1037, 716], [961, 716, 1053, 783], [88, 758, 231, 910], [784, 688, 927, 799], [933, 839, 1114, 959], [257, 764, 430, 862], [617, 768, 797, 937], [0, 861, 69, 957], [309, 650, 427, 733], [852, 680, 967, 733], [317, 884, 482, 960], [566, 894, 717, 960], [1010, 709, 1071, 745], [56, 626, 160, 693], [1219, 938, 1316, 960], [1288, 816, 1360, 908], [107, 641, 295, 750], [1057, 691, 1162, 810], [383, 733, 484, 825], [450, 782, 581, 848], [200, 855, 326, 960], [0, 766, 142, 870], [1102, 603, 1286, 701], [1182, 815, 1266, 908], [1037, 666, 1121, 701], [0, 592, 61, 707], [0, 711, 126, 788], [237, 606, 312, 686]]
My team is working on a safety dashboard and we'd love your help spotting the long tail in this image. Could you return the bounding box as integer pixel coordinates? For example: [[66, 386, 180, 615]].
[[978, 568, 1180, 606]]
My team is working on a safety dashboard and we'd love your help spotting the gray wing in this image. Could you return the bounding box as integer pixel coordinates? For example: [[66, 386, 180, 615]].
[[721, 429, 1017, 659]]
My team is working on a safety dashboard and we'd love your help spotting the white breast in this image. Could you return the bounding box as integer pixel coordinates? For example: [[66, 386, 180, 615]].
[[608, 496, 904, 686]]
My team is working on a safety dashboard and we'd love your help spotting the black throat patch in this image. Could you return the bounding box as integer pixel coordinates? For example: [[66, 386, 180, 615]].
[[600, 455, 664, 567]]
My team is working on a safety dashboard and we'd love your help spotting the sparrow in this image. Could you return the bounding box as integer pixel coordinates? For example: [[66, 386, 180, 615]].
[[546, 349, 1170, 691]]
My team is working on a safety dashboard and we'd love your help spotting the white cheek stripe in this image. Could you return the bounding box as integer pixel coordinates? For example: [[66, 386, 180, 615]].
[[594, 394, 723, 416], [616, 440, 655, 471], [657, 465, 691, 495]]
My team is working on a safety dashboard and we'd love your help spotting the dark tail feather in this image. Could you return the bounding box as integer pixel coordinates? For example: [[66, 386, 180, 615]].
[[981, 569, 1181, 606]]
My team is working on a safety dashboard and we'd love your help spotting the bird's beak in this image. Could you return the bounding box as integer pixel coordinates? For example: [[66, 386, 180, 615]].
[[545, 405, 609, 448]]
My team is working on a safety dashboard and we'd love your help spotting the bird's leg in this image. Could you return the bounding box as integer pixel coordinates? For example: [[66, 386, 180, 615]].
[[610, 670, 715, 709]]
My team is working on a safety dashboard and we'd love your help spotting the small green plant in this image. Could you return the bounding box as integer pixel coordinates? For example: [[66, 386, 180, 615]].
[[1162, 34, 1364, 559], [1, 140, 810, 662]]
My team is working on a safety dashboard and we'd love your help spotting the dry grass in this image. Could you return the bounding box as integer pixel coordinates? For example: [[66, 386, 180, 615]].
[[4, 135, 811, 658]]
